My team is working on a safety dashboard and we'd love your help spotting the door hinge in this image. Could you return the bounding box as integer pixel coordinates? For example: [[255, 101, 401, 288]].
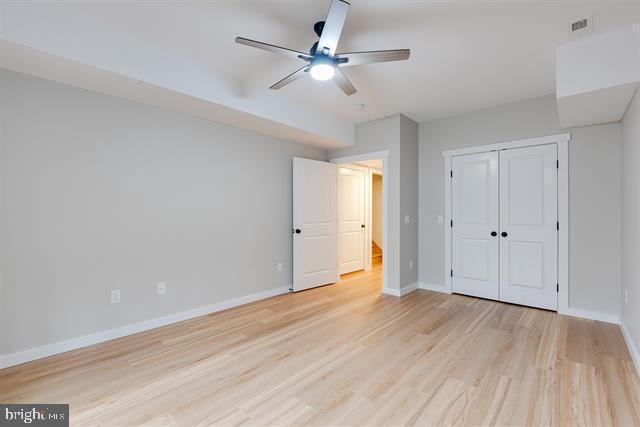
[[450, 170, 453, 178], [556, 160, 559, 169], [557, 283, 559, 292], [450, 269, 453, 277], [450, 220, 453, 228], [557, 221, 559, 230]]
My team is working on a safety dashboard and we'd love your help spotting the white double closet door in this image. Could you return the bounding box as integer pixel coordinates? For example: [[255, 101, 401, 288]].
[[451, 144, 558, 310]]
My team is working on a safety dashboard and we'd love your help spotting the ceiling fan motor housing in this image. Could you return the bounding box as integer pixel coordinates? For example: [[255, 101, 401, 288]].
[[314, 21, 325, 37], [310, 55, 337, 68]]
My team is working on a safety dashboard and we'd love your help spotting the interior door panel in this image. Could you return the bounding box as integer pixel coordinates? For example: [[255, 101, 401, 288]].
[[293, 157, 338, 292]]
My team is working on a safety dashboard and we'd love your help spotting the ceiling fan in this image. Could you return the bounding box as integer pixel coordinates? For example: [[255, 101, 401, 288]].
[[235, 0, 410, 96]]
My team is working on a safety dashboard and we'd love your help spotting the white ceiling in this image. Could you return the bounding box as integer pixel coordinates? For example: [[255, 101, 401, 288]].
[[2, 0, 639, 146]]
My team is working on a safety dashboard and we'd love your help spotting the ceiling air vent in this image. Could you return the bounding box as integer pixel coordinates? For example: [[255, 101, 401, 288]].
[[572, 19, 588, 32], [568, 16, 593, 39]]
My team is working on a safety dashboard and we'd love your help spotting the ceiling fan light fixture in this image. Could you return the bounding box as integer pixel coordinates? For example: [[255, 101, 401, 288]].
[[310, 63, 335, 81], [309, 56, 336, 81]]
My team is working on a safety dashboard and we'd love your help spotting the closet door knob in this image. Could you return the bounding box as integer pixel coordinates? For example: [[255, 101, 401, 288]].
[[491, 231, 497, 237], [501, 232, 508, 237]]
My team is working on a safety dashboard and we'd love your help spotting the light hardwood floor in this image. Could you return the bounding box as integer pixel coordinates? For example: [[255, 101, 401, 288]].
[[372, 242, 382, 258], [1, 260, 639, 426]]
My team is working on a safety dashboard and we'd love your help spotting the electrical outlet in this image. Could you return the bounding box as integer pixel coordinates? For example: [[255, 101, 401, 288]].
[[625, 289, 629, 304], [277, 262, 283, 272], [404, 214, 410, 224], [110, 290, 121, 304], [157, 282, 166, 295], [409, 260, 413, 270]]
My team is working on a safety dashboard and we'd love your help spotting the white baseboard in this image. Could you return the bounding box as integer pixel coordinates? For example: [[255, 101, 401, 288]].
[[559, 307, 620, 324], [0, 286, 291, 369], [401, 282, 419, 296], [620, 319, 640, 376], [382, 287, 401, 297], [419, 282, 451, 294], [382, 282, 418, 297]]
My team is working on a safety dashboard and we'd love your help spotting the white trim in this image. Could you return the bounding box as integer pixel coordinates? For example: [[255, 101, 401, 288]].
[[442, 133, 571, 157], [419, 282, 452, 294], [0, 286, 290, 369], [620, 320, 640, 376], [559, 307, 620, 324], [443, 133, 570, 308], [444, 156, 452, 293], [331, 150, 390, 165], [382, 282, 418, 297], [365, 167, 374, 271], [556, 139, 570, 314], [382, 287, 401, 297], [331, 150, 390, 291]]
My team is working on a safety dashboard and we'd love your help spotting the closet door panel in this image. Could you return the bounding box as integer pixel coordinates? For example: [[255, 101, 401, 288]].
[[451, 152, 500, 300], [499, 144, 558, 310]]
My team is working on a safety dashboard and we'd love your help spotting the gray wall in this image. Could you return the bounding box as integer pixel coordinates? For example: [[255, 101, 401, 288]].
[[329, 114, 419, 290], [621, 88, 640, 360], [419, 94, 622, 316], [0, 70, 327, 355], [399, 115, 419, 288]]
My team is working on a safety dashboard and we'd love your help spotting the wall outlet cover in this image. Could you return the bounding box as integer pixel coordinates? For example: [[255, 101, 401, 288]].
[[157, 282, 166, 295], [111, 290, 121, 304]]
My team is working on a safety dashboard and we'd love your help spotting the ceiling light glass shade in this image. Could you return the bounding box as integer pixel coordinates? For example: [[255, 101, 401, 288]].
[[310, 63, 335, 81]]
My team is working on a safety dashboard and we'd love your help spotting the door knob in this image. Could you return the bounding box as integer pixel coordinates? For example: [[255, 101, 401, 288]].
[[501, 231, 508, 237], [361, 224, 366, 228], [294, 228, 301, 234], [491, 231, 497, 237]]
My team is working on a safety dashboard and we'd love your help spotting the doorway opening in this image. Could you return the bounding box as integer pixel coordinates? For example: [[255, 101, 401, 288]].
[[337, 160, 383, 279], [331, 151, 388, 292]]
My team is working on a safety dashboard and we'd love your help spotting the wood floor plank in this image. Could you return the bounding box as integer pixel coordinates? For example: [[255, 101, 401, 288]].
[[1, 260, 638, 426]]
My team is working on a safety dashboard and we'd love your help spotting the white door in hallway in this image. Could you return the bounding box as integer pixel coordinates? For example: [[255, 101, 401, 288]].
[[338, 166, 366, 274], [451, 152, 500, 300], [292, 157, 338, 292], [499, 144, 558, 310]]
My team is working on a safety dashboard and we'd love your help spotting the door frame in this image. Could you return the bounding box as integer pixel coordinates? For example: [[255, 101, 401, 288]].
[[337, 163, 370, 274], [331, 150, 389, 291], [442, 133, 570, 313]]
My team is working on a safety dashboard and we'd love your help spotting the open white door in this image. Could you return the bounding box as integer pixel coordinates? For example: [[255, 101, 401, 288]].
[[451, 151, 500, 300], [338, 166, 366, 274], [499, 144, 558, 310], [293, 157, 338, 292]]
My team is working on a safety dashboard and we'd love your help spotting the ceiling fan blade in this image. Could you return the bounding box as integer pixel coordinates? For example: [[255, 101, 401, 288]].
[[336, 49, 410, 67], [317, 0, 350, 57], [270, 66, 309, 90], [235, 37, 312, 61], [334, 68, 357, 96]]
